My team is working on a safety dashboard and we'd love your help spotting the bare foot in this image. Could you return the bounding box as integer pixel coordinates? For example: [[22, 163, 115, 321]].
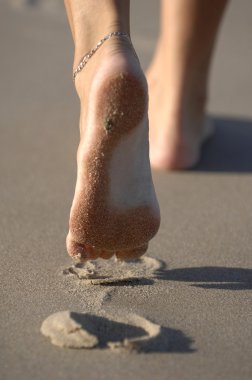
[[66, 40, 160, 261], [147, 46, 214, 171]]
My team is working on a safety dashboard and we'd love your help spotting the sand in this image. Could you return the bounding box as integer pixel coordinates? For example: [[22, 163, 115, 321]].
[[9, 0, 63, 12], [41, 310, 161, 351], [41, 311, 99, 349], [62, 256, 162, 285], [1, 0, 252, 379], [42, 257, 163, 351], [41, 257, 163, 351]]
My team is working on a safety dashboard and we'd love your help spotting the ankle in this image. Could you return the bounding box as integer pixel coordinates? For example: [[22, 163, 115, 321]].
[[72, 1, 130, 67], [75, 27, 127, 59], [74, 36, 141, 98]]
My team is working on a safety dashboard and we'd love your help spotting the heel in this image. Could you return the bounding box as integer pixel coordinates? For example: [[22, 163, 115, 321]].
[[97, 71, 148, 139]]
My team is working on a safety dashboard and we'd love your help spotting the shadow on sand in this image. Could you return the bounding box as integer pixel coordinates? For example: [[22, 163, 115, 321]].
[[193, 116, 252, 172], [155, 264, 252, 290], [153, 116, 252, 288], [65, 118, 252, 354], [70, 312, 195, 354]]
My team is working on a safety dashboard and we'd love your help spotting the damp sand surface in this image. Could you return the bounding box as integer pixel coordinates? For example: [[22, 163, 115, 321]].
[[62, 256, 162, 285], [40, 257, 164, 352], [41, 310, 161, 351], [2, 1, 252, 378]]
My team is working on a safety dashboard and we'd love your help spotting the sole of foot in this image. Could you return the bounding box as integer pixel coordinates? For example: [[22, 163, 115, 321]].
[[67, 42, 160, 261]]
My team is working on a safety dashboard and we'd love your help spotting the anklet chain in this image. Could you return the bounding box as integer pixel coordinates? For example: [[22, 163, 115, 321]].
[[73, 31, 131, 81]]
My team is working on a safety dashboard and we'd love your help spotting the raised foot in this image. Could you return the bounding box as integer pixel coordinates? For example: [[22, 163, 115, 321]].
[[67, 47, 160, 261], [66, 239, 149, 262]]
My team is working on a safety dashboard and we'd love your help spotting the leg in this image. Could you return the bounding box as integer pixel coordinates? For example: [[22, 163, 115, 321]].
[[147, 0, 228, 170], [64, 0, 160, 261]]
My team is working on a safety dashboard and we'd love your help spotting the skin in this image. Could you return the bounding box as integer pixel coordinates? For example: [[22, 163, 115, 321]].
[[147, 0, 228, 170], [64, 0, 227, 261], [64, 0, 160, 261]]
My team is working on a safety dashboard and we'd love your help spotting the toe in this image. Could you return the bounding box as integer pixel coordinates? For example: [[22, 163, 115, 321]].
[[66, 233, 100, 261], [85, 245, 100, 260], [116, 244, 148, 261], [99, 250, 115, 260]]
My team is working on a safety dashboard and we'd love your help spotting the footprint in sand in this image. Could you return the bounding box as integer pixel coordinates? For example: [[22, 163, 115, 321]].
[[62, 256, 162, 285], [41, 257, 166, 351], [41, 310, 161, 351]]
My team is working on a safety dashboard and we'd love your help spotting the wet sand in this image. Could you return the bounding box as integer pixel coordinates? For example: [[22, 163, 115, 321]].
[[1, 1, 252, 379]]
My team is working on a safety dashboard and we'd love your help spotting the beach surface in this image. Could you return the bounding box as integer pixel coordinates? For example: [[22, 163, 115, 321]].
[[1, 1, 252, 379]]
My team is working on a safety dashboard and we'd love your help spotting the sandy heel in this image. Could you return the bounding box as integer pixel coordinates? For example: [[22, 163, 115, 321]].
[[68, 65, 160, 260]]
